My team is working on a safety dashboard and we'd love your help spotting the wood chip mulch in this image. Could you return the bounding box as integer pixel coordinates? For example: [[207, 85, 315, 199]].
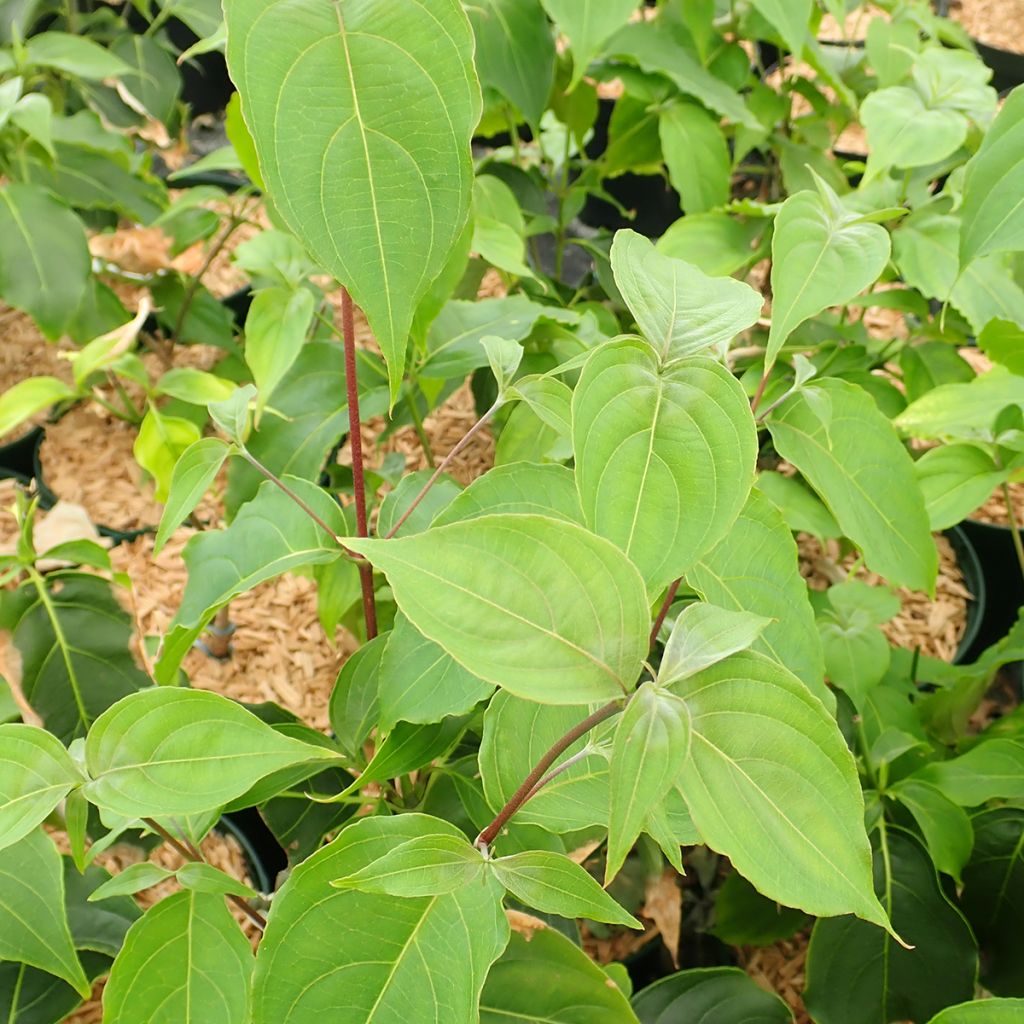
[[971, 481, 1024, 529], [948, 0, 1024, 53], [739, 932, 811, 1024]]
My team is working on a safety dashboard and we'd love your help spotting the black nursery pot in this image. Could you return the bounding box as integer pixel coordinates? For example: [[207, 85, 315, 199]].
[[219, 809, 287, 895], [958, 517, 1024, 659], [0, 424, 46, 488], [947, 523, 988, 663]]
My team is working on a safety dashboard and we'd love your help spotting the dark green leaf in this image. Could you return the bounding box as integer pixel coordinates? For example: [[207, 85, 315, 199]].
[[632, 966, 793, 1023]]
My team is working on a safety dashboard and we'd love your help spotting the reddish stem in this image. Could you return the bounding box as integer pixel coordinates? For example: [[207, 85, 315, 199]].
[[649, 578, 681, 650], [341, 288, 378, 640], [750, 370, 770, 414]]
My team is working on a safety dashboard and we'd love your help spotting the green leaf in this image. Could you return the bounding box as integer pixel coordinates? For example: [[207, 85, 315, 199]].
[[175, 862, 258, 899], [251, 814, 508, 1024], [659, 102, 730, 215], [11, 93, 53, 157], [914, 738, 1024, 806], [928, 1000, 1024, 1024], [0, 377, 76, 443], [480, 925, 639, 1023], [154, 367, 236, 406], [897, 368, 1024, 442], [493, 850, 640, 928], [688, 489, 828, 706], [960, 86, 1024, 266], [766, 180, 890, 371], [0, 573, 151, 742], [675, 650, 889, 930], [480, 692, 612, 833], [819, 615, 890, 707], [900, 341, 975, 406], [332, 833, 486, 896], [110, 34, 181, 125], [376, 470, 462, 539], [915, 445, 1008, 531], [540, 0, 638, 91], [328, 634, 384, 761], [0, 829, 89, 997], [348, 716, 468, 794], [0, 184, 90, 339], [133, 405, 201, 503], [978, 319, 1024, 376], [757, 471, 841, 540], [208, 383, 255, 444], [632, 966, 793, 1023], [804, 830, 977, 1024], [154, 438, 231, 556], [606, 682, 689, 883], [469, 0, 554, 124], [346, 514, 648, 704], [0, 725, 81, 852], [24, 32, 131, 79], [748, 0, 809, 57], [379, 614, 493, 729], [657, 212, 767, 277], [87, 862, 176, 902], [573, 339, 757, 591], [103, 890, 253, 1024], [961, 808, 1024, 997], [82, 688, 339, 818], [889, 779, 973, 884], [224, 91, 264, 191], [657, 603, 770, 687], [481, 334, 524, 393], [225, 0, 481, 403], [609, 231, 763, 363], [156, 477, 345, 683], [244, 287, 316, 420], [767, 379, 936, 592], [710, 872, 809, 947]]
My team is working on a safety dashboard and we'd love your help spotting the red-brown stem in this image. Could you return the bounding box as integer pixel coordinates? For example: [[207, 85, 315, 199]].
[[649, 578, 682, 650], [750, 370, 770, 413], [385, 400, 500, 539], [144, 818, 267, 931], [475, 699, 623, 851], [341, 288, 378, 639]]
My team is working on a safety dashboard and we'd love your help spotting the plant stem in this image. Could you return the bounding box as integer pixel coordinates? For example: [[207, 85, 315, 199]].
[[649, 578, 682, 650], [1002, 482, 1024, 585], [385, 400, 500, 539], [143, 819, 267, 931], [750, 370, 770, 414], [341, 288, 378, 640], [475, 699, 623, 852]]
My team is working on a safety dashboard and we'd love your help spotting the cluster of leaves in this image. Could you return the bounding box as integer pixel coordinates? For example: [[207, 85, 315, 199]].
[[2, 0, 1024, 1023]]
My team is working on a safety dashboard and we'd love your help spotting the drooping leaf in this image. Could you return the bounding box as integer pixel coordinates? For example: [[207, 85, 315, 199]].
[[82, 688, 339, 818], [610, 231, 763, 363], [225, 0, 481, 402], [251, 814, 508, 1024], [657, 603, 770, 687], [632, 966, 793, 1023], [674, 650, 889, 930], [156, 477, 346, 683], [0, 184, 90, 339], [244, 286, 316, 419], [102, 891, 253, 1024], [0, 725, 82, 852], [767, 379, 937, 592], [492, 850, 640, 927], [540, 0, 639, 91], [0, 829, 89, 997], [0, 573, 151, 742], [659, 102, 731, 215], [688, 490, 828, 706], [154, 438, 232, 556], [605, 682, 690, 882], [710, 871, 809, 947], [804, 830, 977, 1024], [889, 779, 974, 884], [766, 181, 890, 370], [573, 339, 757, 591], [346, 514, 649, 704], [914, 739, 1024, 806]]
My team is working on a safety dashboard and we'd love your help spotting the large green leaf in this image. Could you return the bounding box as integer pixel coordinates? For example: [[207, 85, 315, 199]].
[[929, 1001, 1024, 1024], [916, 739, 1024, 806], [251, 814, 508, 1024], [0, 184, 90, 339], [609, 231, 763, 363], [480, 926, 639, 1024], [915, 445, 1009, 531], [225, 0, 481, 402], [24, 32, 131, 78], [674, 650, 888, 929], [0, 829, 89, 997], [468, 0, 554, 125], [0, 725, 81, 852], [688, 489, 828, 706], [804, 829, 977, 1024], [540, 0, 638, 91], [82, 688, 339, 818], [961, 809, 1024, 996], [889, 779, 974, 884], [767, 379, 937, 592], [573, 339, 756, 591], [0, 573, 151, 743], [960, 86, 1024, 266], [102, 891, 253, 1024], [896, 368, 1024, 443], [748, 0, 810, 58], [0, 956, 108, 1024], [156, 477, 346, 683], [346, 514, 649, 704], [632, 967, 793, 1023], [659, 102, 730, 215], [766, 181, 890, 370]]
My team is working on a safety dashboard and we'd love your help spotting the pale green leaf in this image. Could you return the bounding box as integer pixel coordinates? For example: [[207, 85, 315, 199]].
[[656, 212, 767, 277], [492, 850, 641, 927], [757, 470, 841, 540], [376, 470, 462, 539], [610, 231, 763, 363], [328, 634, 384, 761], [225, 0, 481, 403], [175, 862, 258, 899], [978, 319, 1024, 376], [657, 603, 770, 687], [244, 287, 315, 418], [133, 406, 202, 503], [87, 862, 175, 901], [749, 0, 810, 57], [928, 1001, 1024, 1024], [914, 738, 1024, 806], [915, 445, 1008, 531], [154, 438, 231, 556], [25, 32, 131, 79], [481, 335, 524, 393], [432, 462, 582, 526], [345, 514, 649, 704], [11, 93, 53, 157], [154, 367, 236, 406], [103, 890, 253, 1024], [767, 379, 937, 592], [896, 368, 1024, 442], [573, 339, 757, 591], [208, 383, 255, 444], [889, 779, 973, 883], [0, 377, 77, 439], [659, 102, 730, 215], [0, 725, 82, 853], [675, 650, 890, 931], [82, 688, 339, 818], [540, 0, 639, 91]]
